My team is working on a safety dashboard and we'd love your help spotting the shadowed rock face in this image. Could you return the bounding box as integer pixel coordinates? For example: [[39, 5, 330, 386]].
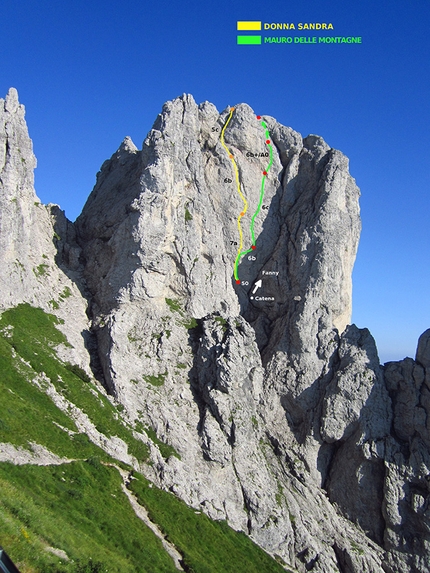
[[2, 89, 430, 573]]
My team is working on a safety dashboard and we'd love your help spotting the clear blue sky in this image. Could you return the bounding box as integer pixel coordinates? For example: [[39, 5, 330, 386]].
[[1, 0, 429, 363]]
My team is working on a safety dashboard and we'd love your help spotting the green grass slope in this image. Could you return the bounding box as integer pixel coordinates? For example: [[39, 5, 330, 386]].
[[0, 304, 290, 573], [0, 461, 178, 573], [0, 303, 148, 462], [130, 474, 291, 573]]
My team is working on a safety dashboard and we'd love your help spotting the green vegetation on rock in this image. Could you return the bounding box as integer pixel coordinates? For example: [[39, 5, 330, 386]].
[[33, 264, 48, 277], [214, 315, 228, 332], [59, 286, 72, 300], [144, 372, 167, 387], [142, 425, 181, 460], [182, 317, 198, 329], [165, 298, 183, 314], [164, 298, 198, 329]]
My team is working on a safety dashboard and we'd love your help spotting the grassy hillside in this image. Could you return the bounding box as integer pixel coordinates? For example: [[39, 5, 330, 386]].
[[0, 304, 148, 462], [130, 474, 291, 573], [0, 461, 178, 573], [0, 304, 290, 573]]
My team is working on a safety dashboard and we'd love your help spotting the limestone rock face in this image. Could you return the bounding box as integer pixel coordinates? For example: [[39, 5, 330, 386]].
[[0, 88, 91, 371], [75, 96, 361, 398], [74, 94, 381, 571], [2, 89, 430, 573], [382, 342, 430, 573]]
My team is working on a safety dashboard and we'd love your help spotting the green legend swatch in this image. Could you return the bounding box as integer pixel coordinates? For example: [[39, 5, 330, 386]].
[[237, 35, 262, 45]]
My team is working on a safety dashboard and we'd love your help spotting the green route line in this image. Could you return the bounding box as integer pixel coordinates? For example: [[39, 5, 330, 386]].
[[233, 118, 273, 282], [221, 109, 273, 283], [250, 121, 273, 246]]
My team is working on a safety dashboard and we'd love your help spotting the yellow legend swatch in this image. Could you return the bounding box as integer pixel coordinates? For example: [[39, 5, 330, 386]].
[[237, 21, 262, 31]]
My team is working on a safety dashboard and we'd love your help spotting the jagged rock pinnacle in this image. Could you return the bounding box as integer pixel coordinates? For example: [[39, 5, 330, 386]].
[[0, 88, 91, 373]]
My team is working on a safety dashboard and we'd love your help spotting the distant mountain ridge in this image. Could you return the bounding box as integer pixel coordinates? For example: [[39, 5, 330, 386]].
[[1, 87, 429, 573]]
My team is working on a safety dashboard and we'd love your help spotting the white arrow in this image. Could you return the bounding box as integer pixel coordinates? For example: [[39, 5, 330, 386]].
[[252, 279, 262, 294]]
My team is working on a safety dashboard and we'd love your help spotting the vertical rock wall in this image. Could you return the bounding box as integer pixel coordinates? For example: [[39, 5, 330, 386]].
[[2, 88, 429, 572], [0, 88, 92, 372]]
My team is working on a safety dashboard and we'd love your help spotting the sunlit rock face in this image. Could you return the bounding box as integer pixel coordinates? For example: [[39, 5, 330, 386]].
[[0, 88, 90, 371], [3, 88, 430, 573]]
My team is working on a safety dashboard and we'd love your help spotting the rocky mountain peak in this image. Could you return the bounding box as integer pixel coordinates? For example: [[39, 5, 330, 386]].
[[1, 87, 36, 198], [1, 89, 430, 573], [4, 86, 19, 111]]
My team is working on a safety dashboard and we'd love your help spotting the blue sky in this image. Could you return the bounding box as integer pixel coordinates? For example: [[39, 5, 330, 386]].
[[1, 0, 429, 363]]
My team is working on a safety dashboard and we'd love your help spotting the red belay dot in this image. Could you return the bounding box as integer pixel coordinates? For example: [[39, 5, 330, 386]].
[[251, 245, 256, 250], [256, 115, 261, 120], [266, 139, 270, 144], [236, 279, 241, 284], [263, 171, 267, 176]]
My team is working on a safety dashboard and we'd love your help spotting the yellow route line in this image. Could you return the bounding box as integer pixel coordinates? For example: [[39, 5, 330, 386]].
[[220, 108, 248, 271]]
